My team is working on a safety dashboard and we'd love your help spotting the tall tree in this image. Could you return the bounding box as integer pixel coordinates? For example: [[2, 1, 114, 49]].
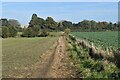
[[8, 19, 20, 27], [62, 20, 73, 29], [29, 14, 45, 29], [90, 20, 97, 31], [0, 18, 8, 26], [45, 17, 57, 30], [107, 22, 113, 30], [22, 27, 35, 37], [8, 26, 18, 37], [32, 25, 40, 36], [57, 22, 63, 31], [80, 20, 91, 31]]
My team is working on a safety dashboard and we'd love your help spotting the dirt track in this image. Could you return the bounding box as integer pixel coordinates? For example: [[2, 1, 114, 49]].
[[18, 36, 76, 78]]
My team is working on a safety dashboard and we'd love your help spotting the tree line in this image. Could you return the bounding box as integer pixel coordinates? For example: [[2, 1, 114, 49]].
[[28, 14, 119, 32], [0, 13, 119, 38], [0, 18, 22, 38]]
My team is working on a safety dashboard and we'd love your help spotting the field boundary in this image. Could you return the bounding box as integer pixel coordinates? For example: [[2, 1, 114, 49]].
[[67, 35, 120, 78], [69, 34, 115, 62]]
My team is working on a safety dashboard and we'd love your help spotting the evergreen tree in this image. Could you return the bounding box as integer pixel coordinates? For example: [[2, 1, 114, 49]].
[[2, 26, 9, 38], [22, 27, 35, 37], [8, 26, 18, 37], [29, 14, 45, 29], [45, 17, 57, 30]]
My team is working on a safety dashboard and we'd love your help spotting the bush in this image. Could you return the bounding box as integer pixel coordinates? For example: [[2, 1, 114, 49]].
[[8, 26, 17, 37], [32, 25, 40, 36], [91, 61, 104, 72], [22, 28, 35, 37], [64, 28, 71, 36], [2, 26, 9, 38], [39, 29, 49, 37], [114, 50, 120, 68], [2, 26, 18, 38]]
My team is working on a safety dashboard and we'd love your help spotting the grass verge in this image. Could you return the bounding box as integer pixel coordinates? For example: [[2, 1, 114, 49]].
[[66, 35, 120, 78]]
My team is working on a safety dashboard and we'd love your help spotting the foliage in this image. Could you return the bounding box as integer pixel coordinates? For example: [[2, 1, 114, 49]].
[[1, 14, 119, 38], [32, 25, 40, 36], [72, 32, 118, 50], [2, 26, 18, 38], [0, 18, 8, 26], [39, 29, 49, 37], [0, 18, 21, 31], [8, 19, 21, 27], [22, 27, 35, 37], [57, 22, 64, 31], [45, 17, 57, 30], [67, 35, 119, 78], [2, 26, 9, 38], [64, 28, 71, 36], [29, 14, 45, 28], [74, 20, 118, 32], [8, 26, 18, 37], [0, 18, 21, 38], [62, 20, 73, 29], [28, 14, 57, 37], [28, 14, 119, 32]]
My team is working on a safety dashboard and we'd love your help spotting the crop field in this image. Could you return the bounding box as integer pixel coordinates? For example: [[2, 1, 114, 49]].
[[67, 33, 120, 78], [72, 31, 118, 50], [2, 37, 58, 77]]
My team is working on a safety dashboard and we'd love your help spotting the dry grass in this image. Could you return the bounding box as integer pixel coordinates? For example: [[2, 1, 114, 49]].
[[73, 36, 115, 61]]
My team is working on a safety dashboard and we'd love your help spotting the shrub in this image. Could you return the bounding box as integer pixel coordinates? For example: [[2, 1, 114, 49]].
[[32, 25, 40, 36], [64, 28, 71, 36], [2, 26, 9, 38], [8, 26, 17, 37], [91, 61, 104, 72], [114, 50, 120, 68], [22, 27, 35, 37], [39, 29, 49, 37]]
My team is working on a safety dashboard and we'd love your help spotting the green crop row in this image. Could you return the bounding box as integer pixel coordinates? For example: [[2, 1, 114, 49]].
[[72, 31, 118, 51]]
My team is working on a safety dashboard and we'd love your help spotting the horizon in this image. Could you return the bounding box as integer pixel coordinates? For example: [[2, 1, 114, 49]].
[[2, 2, 118, 26]]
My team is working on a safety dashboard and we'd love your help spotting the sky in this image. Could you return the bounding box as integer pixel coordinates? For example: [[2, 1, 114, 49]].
[[1, 0, 119, 2], [2, 2, 118, 26]]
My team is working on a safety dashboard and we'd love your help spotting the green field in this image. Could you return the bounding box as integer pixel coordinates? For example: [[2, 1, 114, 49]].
[[72, 31, 118, 50], [68, 31, 119, 78], [2, 37, 58, 77]]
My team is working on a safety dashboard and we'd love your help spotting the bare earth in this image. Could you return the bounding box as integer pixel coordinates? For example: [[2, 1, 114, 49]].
[[16, 36, 76, 78]]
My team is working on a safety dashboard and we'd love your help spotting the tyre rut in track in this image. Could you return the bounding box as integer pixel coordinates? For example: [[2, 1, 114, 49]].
[[31, 37, 59, 78], [17, 36, 76, 78]]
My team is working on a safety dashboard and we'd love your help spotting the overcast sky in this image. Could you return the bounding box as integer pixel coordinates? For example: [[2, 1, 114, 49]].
[[2, 2, 118, 25]]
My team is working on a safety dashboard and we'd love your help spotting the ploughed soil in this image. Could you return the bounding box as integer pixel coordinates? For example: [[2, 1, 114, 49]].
[[15, 36, 77, 78]]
